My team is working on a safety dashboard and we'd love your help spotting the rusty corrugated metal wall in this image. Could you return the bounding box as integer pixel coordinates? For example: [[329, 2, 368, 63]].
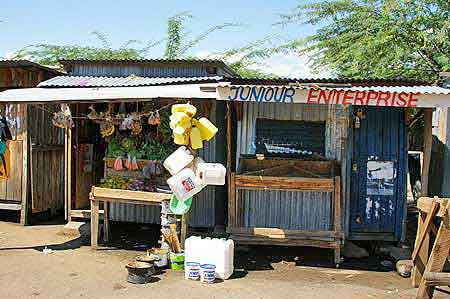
[[67, 63, 231, 78], [236, 102, 349, 231]]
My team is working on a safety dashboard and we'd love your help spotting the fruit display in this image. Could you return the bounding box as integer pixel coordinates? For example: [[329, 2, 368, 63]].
[[100, 176, 157, 192]]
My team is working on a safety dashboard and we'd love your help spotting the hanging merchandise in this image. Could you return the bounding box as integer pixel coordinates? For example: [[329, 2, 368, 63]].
[[113, 156, 124, 171], [52, 104, 74, 129], [166, 168, 204, 202], [120, 114, 134, 131], [163, 146, 194, 175], [196, 163, 226, 185], [168, 103, 218, 150], [131, 120, 142, 135], [169, 194, 193, 215], [100, 120, 115, 138], [148, 111, 161, 126], [193, 118, 218, 141]]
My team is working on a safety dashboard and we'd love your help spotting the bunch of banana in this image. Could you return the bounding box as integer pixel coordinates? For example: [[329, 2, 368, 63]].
[[100, 121, 115, 137], [169, 103, 218, 149], [131, 120, 142, 135]]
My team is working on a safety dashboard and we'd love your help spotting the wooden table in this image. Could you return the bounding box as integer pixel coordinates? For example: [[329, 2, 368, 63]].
[[90, 187, 172, 249]]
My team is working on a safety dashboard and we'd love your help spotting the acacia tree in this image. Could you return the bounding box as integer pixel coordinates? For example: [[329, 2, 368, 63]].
[[280, 0, 450, 82], [13, 13, 238, 68]]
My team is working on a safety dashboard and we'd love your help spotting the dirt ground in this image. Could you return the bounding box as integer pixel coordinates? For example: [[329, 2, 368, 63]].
[[0, 220, 447, 299]]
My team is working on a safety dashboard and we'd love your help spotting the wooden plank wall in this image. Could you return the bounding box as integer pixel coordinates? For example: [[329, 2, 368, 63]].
[[29, 104, 65, 214], [0, 104, 25, 203]]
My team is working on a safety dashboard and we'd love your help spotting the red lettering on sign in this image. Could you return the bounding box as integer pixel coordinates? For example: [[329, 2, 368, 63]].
[[408, 93, 419, 107], [366, 91, 378, 105], [334, 90, 344, 104], [307, 89, 319, 103], [377, 91, 391, 106], [342, 90, 354, 105], [354, 91, 366, 105], [396, 92, 408, 107], [318, 90, 333, 104]]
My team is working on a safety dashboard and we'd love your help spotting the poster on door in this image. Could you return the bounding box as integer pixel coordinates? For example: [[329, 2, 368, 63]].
[[367, 161, 395, 196]]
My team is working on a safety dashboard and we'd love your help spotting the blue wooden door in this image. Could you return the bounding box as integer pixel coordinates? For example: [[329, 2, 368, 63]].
[[350, 107, 406, 239]]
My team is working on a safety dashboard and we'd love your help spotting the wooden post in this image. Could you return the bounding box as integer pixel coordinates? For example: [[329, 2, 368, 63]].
[[421, 109, 433, 197], [20, 105, 30, 225], [90, 194, 99, 250], [226, 102, 233, 229], [180, 211, 189, 249], [103, 202, 109, 242], [416, 203, 450, 298], [334, 176, 342, 265], [412, 211, 431, 287], [65, 127, 72, 221]]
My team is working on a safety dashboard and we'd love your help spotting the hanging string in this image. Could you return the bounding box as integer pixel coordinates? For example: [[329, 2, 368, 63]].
[[31, 101, 176, 121]]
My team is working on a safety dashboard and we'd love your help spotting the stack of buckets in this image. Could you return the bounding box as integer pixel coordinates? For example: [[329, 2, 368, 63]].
[[185, 263, 216, 283]]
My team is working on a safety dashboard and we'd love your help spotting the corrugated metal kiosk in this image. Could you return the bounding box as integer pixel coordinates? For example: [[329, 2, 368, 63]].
[[1, 59, 450, 265]]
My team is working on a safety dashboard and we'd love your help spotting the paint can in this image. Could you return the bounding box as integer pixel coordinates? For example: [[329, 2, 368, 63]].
[[184, 262, 200, 280], [200, 264, 216, 283]]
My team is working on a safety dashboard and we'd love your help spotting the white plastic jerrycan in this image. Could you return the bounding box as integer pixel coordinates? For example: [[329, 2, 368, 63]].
[[195, 163, 226, 185], [163, 146, 194, 175], [184, 236, 234, 280], [167, 168, 204, 201]]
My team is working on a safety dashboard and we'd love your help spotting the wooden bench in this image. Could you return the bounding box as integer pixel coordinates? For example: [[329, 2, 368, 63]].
[[89, 186, 172, 249]]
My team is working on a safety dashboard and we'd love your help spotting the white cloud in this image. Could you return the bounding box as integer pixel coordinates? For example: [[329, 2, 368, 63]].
[[257, 53, 331, 78], [196, 50, 332, 78]]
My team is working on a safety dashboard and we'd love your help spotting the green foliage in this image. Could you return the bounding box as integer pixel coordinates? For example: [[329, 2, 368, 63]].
[[13, 31, 147, 67], [14, 12, 240, 68], [280, 0, 450, 82]]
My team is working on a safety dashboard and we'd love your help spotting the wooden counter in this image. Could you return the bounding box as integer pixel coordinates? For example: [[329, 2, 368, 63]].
[[90, 187, 172, 249]]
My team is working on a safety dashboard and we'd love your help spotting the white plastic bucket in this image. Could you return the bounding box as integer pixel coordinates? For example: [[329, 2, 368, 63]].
[[200, 264, 216, 283], [185, 262, 200, 280]]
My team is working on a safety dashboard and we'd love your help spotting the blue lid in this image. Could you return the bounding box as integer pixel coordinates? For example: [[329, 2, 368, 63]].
[[186, 262, 200, 266], [200, 264, 216, 269]]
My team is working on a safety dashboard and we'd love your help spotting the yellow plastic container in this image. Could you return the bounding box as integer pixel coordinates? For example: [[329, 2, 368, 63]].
[[174, 132, 188, 145], [171, 104, 197, 117], [190, 127, 203, 149], [196, 118, 218, 141], [170, 111, 191, 124]]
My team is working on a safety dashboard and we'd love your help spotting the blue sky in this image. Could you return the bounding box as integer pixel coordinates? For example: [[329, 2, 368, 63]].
[[0, 0, 322, 77]]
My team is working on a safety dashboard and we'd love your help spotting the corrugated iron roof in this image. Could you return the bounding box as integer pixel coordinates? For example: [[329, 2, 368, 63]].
[[0, 59, 63, 75], [323, 85, 450, 95], [39, 75, 224, 87], [59, 58, 228, 64], [228, 76, 430, 87]]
